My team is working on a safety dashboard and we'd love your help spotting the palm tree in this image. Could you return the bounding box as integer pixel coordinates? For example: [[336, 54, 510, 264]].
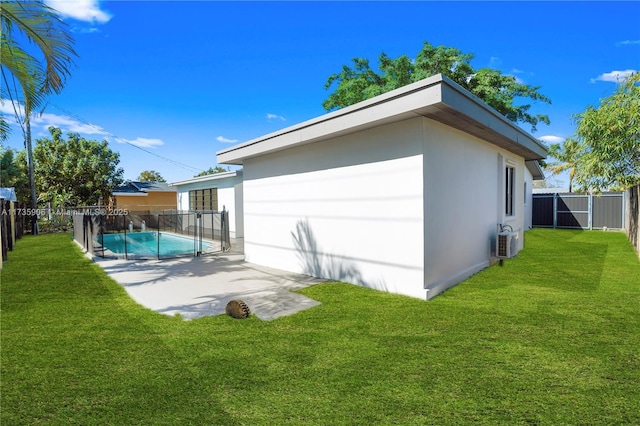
[[1, 0, 76, 233], [546, 137, 584, 193]]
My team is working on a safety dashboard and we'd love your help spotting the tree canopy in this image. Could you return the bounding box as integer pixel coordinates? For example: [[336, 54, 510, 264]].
[[323, 41, 551, 132], [137, 170, 166, 183], [0, 147, 29, 199], [546, 137, 583, 193], [547, 73, 639, 192], [33, 127, 123, 206], [194, 166, 229, 177], [573, 72, 639, 191]]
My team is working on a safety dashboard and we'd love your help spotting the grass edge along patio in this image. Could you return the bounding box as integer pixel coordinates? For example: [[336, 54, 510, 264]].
[[1, 228, 639, 424]]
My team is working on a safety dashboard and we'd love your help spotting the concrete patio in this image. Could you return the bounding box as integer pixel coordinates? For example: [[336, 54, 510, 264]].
[[93, 240, 324, 321]]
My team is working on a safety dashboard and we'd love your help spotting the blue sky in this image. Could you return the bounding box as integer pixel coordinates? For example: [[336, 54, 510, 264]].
[[2, 1, 639, 186]]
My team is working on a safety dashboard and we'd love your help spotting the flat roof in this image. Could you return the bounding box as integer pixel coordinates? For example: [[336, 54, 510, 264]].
[[170, 170, 242, 187], [217, 74, 547, 165]]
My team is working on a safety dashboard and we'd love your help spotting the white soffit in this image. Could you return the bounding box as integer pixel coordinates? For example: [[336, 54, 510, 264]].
[[217, 74, 547, 165], [526, 160, 545, 181], [170, 170, 241, 187]]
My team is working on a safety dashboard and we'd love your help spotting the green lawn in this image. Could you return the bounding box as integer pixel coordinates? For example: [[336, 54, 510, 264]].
[[1, 229, 639, 425]]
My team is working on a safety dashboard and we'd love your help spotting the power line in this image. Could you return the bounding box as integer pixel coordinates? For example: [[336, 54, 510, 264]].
[[47, 103, 205, 174]]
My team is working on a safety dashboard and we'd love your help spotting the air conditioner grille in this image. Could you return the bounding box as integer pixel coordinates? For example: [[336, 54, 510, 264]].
[[498, 234, 509, 257], [496, 231, 518, 259]]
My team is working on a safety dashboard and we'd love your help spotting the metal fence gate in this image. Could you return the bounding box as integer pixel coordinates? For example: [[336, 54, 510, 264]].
[[532, 192, 625, 230], [73, 208, 231, 259]]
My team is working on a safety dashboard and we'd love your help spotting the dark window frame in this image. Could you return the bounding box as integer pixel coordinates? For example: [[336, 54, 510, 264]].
[[505, 166, 515, 216], [188, 188, 218, 211]]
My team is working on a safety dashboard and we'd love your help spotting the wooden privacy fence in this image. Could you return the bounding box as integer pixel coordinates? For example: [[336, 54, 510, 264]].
[[1, 201, 28, 265], [532, 192, 625, 230]]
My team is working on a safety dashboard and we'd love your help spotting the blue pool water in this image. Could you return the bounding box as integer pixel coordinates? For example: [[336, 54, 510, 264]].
[[99, 232, 213, 257]]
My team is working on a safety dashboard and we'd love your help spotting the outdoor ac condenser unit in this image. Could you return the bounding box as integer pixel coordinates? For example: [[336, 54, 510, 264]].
[[496, 231, 518, 259]]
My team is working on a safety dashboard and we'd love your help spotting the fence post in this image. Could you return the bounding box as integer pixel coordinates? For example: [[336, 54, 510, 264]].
[[620, 191, 628, 230], [553, 193, 558, 229], [588, 194, 593, 230]]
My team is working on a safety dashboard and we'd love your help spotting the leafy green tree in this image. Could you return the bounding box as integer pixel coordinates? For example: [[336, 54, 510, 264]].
[[323, 41, 551, 132], [0, 147, 20, 185], [33, 127, 123, 206], [546, 137, 585, 192], [572, 72, 640, 191], [194, 166, 228, 177], [1, 0, 76, 232], [137, 170, 166, 183], [0, 147, 29, 201]]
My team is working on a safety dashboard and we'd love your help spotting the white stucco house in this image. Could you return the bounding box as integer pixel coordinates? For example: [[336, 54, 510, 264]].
[[171, 170, 244, 238], [217, 74, 546, 300]]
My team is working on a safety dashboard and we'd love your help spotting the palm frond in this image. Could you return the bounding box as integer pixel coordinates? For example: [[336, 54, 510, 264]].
[[1, 0, 77, 96], [1, 37, 46, 112]]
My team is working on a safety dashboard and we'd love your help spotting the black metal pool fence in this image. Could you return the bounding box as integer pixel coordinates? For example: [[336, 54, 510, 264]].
[[72, 208, 230, 259]]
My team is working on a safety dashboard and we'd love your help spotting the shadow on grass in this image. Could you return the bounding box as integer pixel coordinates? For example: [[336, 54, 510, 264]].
[[524, 240, 608, 293]]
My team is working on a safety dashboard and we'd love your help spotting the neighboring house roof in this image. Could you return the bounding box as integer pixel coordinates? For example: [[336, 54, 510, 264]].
[[112, 181, 177, 196], [217, 73, 548, 165], [170, 170, 242, 187], [0, 187, 17, 202]]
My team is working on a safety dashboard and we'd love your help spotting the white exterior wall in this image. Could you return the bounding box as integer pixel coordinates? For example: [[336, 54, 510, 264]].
[[421, 119, 525, 298], [174, 174, 244, 238], [524, 167, 534, 230], [241, 117, 529, 300], [243, 119, 427, 299]]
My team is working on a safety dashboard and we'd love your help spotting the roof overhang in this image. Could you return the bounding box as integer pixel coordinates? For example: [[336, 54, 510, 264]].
[[170, 170, 242, 187], [526, 160, 546, 181], [217, 74, 547, 165]]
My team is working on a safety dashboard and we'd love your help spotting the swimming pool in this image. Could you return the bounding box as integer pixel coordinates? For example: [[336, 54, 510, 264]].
[[99, 232, 213, 257]]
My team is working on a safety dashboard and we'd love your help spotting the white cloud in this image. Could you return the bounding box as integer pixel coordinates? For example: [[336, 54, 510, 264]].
[[71, 26, 101, 34], [1, 100, 107, 135], [617, 40, 640, 46], [266, 113, 286, 121], [216, 136, 238, 143], [45, 0, 112, 23], [539, 135, 564, 144], [590, 69, 637, 83], [115, 137, 164, 148], [33, 111, 108, 135], [488, 56, 502, 68], [0, 99, 22, 117], [1, 99, 163, 148]]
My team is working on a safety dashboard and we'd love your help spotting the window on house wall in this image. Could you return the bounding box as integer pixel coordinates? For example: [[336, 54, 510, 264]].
[[505, 166, 515, 216], [189, 188, 218, 211]]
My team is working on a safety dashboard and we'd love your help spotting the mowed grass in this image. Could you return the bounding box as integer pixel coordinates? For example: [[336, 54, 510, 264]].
[[1, 229, 639, 425]]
